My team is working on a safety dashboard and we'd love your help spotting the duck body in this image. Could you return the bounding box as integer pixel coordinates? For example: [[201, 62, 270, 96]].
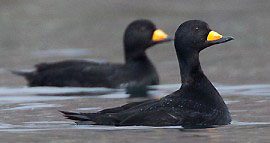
[[61, 20, 234, 127], [13, 19, 171, 88], [63, 84, 231, 127], [16, 55, 158, 88]]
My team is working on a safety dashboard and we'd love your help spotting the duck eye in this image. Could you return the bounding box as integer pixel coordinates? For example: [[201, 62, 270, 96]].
[[195, 27, 199, 31]]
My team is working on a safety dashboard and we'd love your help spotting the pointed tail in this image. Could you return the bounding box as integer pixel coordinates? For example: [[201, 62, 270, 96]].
[[59, 110, 94, 121], [10, 70, 34, 81]]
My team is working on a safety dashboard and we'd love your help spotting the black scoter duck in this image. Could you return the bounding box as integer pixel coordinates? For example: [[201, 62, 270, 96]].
[[61, 20, 234, 127], [12, 19, 172, 88]]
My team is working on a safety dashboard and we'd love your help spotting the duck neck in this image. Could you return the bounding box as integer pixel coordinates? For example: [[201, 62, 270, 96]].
[[177, 48, 227, 109], [177, 49, 205, 85], [125, 51, 152, 65], [124, 44, 151, 64], [174, 42, 229, 112]]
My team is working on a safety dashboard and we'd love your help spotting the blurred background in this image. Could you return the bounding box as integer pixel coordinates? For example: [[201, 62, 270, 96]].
[[0, 0, 269, 86]]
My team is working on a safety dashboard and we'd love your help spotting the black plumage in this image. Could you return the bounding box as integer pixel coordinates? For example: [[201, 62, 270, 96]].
[[60, 20, 234, 128], [12, 19, 172, 88]]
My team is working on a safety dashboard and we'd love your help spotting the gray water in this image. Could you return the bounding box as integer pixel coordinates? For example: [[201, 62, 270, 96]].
[[0, 84, 270, 142], [1, 0, 270, 142]]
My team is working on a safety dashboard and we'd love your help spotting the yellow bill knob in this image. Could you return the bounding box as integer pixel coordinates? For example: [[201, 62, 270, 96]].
[[152, 29, 168, 42], [207, 31, 223, 41]]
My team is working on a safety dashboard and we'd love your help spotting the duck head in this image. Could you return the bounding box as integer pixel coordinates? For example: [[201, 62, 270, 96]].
[[174, 20, 234, 54], [124, 19, 172, 61]]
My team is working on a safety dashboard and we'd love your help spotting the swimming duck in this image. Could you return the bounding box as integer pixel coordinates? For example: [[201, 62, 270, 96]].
[[61, 20, 234, 127], [12, 19, 172, 88]]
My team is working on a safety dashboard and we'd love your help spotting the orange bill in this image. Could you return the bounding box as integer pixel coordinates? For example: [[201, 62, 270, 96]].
[[152, 29, 169, 42], [207, 31, 223, 41]]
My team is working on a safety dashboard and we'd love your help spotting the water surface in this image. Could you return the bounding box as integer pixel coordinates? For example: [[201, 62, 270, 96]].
[[0, 84, 270, 142]]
